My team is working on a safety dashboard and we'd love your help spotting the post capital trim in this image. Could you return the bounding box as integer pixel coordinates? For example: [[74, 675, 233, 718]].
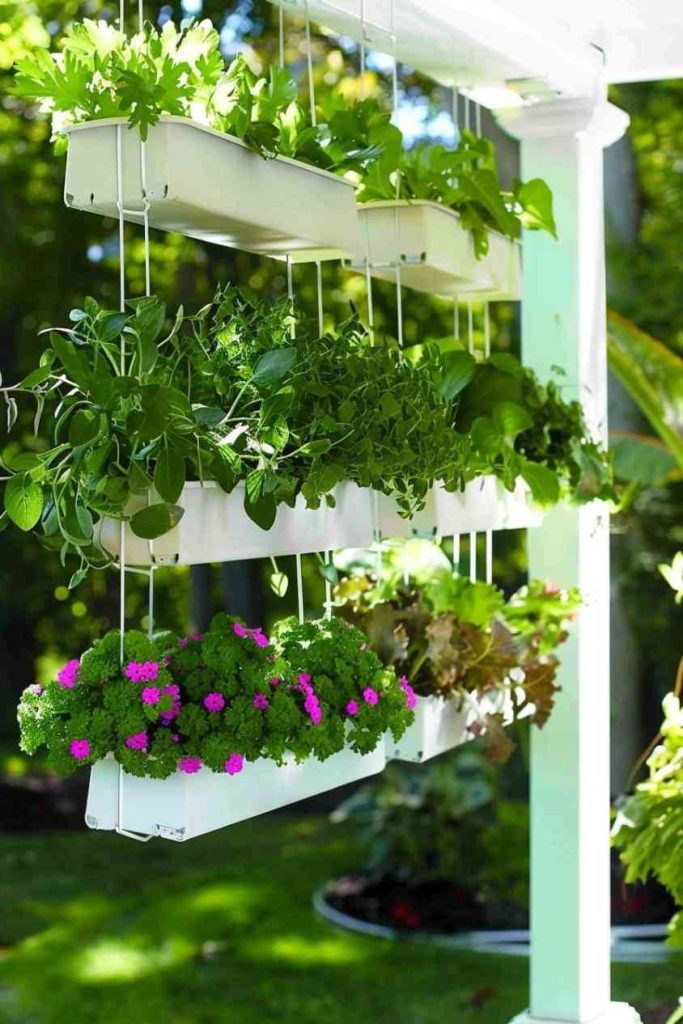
[[496, 98, 629, 148]]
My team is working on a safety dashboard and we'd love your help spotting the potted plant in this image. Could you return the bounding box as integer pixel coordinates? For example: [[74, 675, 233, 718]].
[[0, 285, 611, 583], [335, 539, 580, 762], [334, 97, 557, 300], [13, 19, 375, 261], [14, 19, 556, 280], [17, 612, 415, 840]]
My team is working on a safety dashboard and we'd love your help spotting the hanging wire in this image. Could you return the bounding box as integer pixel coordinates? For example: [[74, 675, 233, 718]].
[[315, 261, 324, 334], [304, 1, 317, 127], [295, 553, 305, 624], [389, 0, 403, 346], [467, 299, 477, 583]]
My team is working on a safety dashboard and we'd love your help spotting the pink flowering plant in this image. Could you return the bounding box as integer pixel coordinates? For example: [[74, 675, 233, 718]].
[[18, 613, 413, 779]]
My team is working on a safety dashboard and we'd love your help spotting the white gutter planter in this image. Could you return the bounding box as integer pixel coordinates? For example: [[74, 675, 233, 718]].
[[387, 690, 513, 763], [345, 200, 522, 300], [63, 117, 362, 262], [85, 746, 386, 841], [377, 478, 543, 540], [98, 481, 374, 566], [387, 695, 470, 762]]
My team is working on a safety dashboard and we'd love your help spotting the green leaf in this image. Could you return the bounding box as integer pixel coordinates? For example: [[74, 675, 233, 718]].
[[516, 178, 557, 237], [471, 417, 503, 456], [49, 331, 91, 390], [439, 350, 477, 401], [75, 503, 94, 540], [493, 402, 533, 440], [244, 490, 277, 531], [69, 408, 101, 447], [98, 311, 128, 343], [129, 502, 184, 540], [251, 348, 296, 388], [4, 474, 43, 531], [261, 387, 294, 424], [607, 313, 683, 470], [520, 463, 561, 506], [299, 439, 331, 457], [269, 570, 289, 597], [68, 567, 87, 590], [19, 366, 52, 389], [459, 168, 521, 240], [610, 432, 679, 487], [193, 406, 226, 428], [154, 446, 186, 503]]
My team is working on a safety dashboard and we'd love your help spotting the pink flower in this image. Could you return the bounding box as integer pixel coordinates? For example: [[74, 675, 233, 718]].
[[160, 684, 181, 724], [304, 692, 322, 725], [124, 662, 144, 682], [164, 684, 180, 698], [163, 655, 173, 666], [69, 738, 90, 759], [298, 673, 313, 695], [270, 677, 281, 688], [57, 659, 79, 689], [203, 692, 225, 713], [140, 661, 159, 682], [363, 687, 379, 706], [171, 733, 180, 744], [400, 675, 417, 710], [233, 623, 248, 638], [125, 731, 148, 752], [179, 757, 202, 774], [252, 692, 269, 711], [141, 686, 161, 706], [27, 683, 44, 696], [178, 637, 188, 648], [191, 633, 203, 641], [346, 700, 359, 716], [250, 629, 269, 648], [224, 753, 244, 776]]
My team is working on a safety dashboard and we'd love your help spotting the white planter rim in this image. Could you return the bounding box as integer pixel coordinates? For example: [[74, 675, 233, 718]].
[[62, 115, 356, 191], [357, 197, 520, 249]]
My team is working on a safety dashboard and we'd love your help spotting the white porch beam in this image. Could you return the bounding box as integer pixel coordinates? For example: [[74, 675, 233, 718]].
[[496, 98, 638, 1024]]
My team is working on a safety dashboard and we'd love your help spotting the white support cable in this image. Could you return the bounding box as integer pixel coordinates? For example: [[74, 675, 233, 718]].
[[475, 98, 482, 137], [113, 0, 153, 844], [467, 297, 476, 582], [315, 261, 324, 335], [295, 553, 305, 624], [323, 550, 333, 620]]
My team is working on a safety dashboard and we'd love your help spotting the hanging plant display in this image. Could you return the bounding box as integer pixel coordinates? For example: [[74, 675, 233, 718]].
[[14, 19, 555, 277], [334, 540, 580, 762], [18, 614, 415, 838], [0, 286, 611, 582]]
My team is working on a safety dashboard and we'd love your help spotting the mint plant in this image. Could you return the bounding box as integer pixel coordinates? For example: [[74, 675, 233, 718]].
[[17, 612, 413, 778], [0, 284, 611, 585]]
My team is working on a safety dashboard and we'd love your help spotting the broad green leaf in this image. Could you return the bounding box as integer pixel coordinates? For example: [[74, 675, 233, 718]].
[[439, 350, 477, 401], [299, 439, 331, 457], [516, 178, 557, 237], [261, 387, 294, 424], [69, 408, 101, 447], [244, 490, 277, 531], [4, 474, 43, 531], [68, 568, 87, 590], [459, 168, 521, 241], [493, 402, 533, 440], [75, 503, 94, 540], [520, 462, 561, 506], [470, 417, 503, 456], [251, 348, 296, 388], [154, 447, 186, 503], [607, 313, 683, 470], [98, 311, 127, 343], [610, 432, 679, 487], [193, 406, 226, 428], [130, 502, 184, 540], [49, 331, 91, 390]]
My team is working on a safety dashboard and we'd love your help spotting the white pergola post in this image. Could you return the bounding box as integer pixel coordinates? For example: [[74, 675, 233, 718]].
[[497, 97, 639, 1024]]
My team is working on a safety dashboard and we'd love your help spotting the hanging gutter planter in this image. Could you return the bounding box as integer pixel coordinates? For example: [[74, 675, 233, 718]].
[[97, 482, 375, 566], [376, 478, 543, 540], [62, 117, 362, 262], [345, 201, 522, 301], [386, 691, 512, 764], [85, 746, 386, 841]]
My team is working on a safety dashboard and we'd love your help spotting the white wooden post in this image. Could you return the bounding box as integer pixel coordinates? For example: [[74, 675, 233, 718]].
[[497, 97, 640, 1024]]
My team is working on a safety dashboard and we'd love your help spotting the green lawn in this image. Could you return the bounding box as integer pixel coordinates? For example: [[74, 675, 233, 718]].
[[0, 817, 680, 1024]]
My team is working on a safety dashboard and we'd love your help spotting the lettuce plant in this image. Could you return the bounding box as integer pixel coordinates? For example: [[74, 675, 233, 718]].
[[17, 612, 413, 779], [334, 540, 580, 761]]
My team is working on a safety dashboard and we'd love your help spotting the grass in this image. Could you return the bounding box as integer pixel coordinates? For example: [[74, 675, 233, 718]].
[[0, 816, 680, 1024]]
